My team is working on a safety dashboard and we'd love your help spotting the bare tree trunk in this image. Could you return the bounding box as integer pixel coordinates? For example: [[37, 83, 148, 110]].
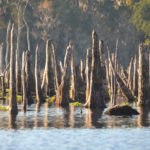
[[132, 56, 138, 96], [55, 44, 72, 106], [5, 20, 11, 68], [85, 48, 92, 103], [127, 58, 133, 90], [16, 6, 22, 94], [105, 60, 110, 90], [35, 45, 45, 104], [1, 76, 6, 96], [23, 0, 31, 52], [25, 50, 34, 105], [44, 40, 55, 96], [21, 52, 26, 112], [138, 44, 149, 106], [51, 42, 59, 92], [5, 20, 11, 87], [0, 43, 4, 73], [84, 31, 105, 108], [109, 55, 135, 103], [9, 24, 18, 114]]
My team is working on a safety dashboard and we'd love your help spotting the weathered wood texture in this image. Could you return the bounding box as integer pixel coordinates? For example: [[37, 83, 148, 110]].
[[25, 50, 34, 105], [84, 31, 105, 108], [132, 56, 138, 96], [9, 24, 18, 114], [21, 52, 26, 112], [55, 44, 72, 106], [35, 45, 45, 104], [138, 44, 150, 106]]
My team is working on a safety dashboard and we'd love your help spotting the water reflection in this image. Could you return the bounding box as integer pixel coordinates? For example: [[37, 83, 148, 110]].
[[0, 104, 149, 130], [9, 113, 17, 129], [138, 106, 150, 127]]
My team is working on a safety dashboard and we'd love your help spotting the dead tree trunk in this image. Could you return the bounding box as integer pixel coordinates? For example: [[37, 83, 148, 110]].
[[0, 43, 4, 73], [51, 42, 59, 92], [84, 31, 105, 108], [132, 56, 138, 96], [25, 50, 34, 105], [1, 76, 6, 96], [109, 55, 135, 103], [5, 20, 11, 87], [85, 48, 92, 103], [16, 6, 22, 94], [138, 44, 149, 106], [127, 58, 133, 90], [9, 24, 18, 114], [35, 45, 45, 104], [55, 44, 72, 106], [21, 52, 26, 112], [105, 60, 110, 90], [44, 40, 55, 96]]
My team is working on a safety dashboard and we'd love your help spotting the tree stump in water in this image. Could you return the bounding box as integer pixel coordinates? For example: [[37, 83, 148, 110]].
[[105, 104, 139, 116], [9, 24, 18, 114], [84, 31, 105, 108]]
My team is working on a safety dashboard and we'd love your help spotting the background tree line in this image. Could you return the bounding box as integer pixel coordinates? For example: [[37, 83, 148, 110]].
[[0, 0, 149, 67]]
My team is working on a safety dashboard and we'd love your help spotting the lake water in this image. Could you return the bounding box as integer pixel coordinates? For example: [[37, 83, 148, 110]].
[[0, 103, 150, 150]]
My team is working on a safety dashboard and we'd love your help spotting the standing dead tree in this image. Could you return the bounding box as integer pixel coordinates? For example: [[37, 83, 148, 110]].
[[55, 44, 72, 106], [109, 53, 135, 103], [35, 45, 45, 104], [25, 50, 34, 105], [0, 43, 4, 73], [42, 40, 55, 96], [5, 20, 11, 87], [16, 4, 22, 94], [85, 48, 92, 103], [132, 56, 138, 96], [21, 52, 26, 112], [138, 44, 150, 106], [9, 24, 18, 114], [84, 31, 106, 108]]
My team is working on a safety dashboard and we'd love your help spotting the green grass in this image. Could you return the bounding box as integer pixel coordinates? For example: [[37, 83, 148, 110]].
[[69, 102, 82, 107], [45, 96, 56, 103], [0, 105, 9, 111]]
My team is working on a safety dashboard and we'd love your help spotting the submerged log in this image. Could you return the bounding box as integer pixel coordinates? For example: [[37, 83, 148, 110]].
[[84, 31, 105, 108], [9, 24, 18, 114], [138, 44, 150, 106], [25, 50, 34, 105], [21, 52, 26, 112], [35, 45, 45, 104], [105, 104, 139, 116]]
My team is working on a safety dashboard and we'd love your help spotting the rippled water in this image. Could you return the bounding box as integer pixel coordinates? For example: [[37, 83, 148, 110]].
[[0, 102, 150, 150]]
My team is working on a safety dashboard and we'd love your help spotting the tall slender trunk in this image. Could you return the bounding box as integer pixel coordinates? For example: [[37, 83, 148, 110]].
[[9, 24, 18, 114], [35, 45, 45, 104]]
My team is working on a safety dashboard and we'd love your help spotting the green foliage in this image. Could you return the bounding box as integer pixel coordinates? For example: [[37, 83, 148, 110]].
[[131, 0, 150, 45], [45, 96, 56, 103], [0, 105, 9, 111], [70, 102, 82, 107]]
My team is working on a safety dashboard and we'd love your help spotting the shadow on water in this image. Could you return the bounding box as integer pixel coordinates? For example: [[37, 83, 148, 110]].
[[0, 99, 150, 129], [138, 106, 150, 128]]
